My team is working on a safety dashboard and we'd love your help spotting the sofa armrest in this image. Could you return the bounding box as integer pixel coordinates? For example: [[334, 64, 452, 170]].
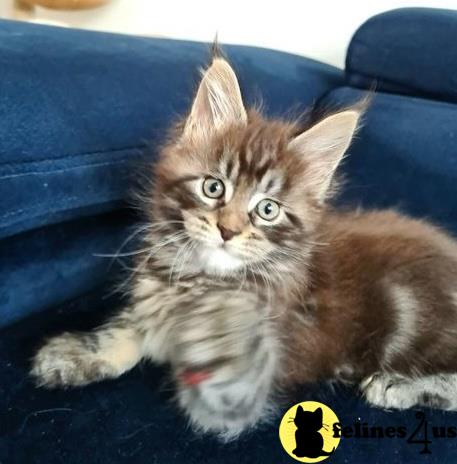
[[346, 7, 457, 103]]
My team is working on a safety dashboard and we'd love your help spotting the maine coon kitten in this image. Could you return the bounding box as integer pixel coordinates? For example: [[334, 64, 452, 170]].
[[32, 54, 457, 440]]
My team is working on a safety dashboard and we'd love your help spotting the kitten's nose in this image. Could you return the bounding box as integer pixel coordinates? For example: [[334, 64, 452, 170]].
[[217, 224, 240, 242]]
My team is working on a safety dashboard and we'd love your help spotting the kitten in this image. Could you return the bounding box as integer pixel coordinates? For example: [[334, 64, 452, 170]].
[[32, 52, 457, 440], [292, 406, 334, 458]]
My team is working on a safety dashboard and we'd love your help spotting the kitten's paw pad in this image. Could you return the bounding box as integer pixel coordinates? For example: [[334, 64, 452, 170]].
[[361, 374, 414, 410], [31, 334, 114, 388]]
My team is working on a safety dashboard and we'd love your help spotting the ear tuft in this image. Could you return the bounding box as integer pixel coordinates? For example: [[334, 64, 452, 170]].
[[210, 34, 223, 61], [184, 57, 247, 140]]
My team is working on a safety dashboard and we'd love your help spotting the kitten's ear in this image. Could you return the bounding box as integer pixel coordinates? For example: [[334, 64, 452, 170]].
[[296, 405, 304, 414], [184, 58, 247, 140], [288, 110, 361, 202]]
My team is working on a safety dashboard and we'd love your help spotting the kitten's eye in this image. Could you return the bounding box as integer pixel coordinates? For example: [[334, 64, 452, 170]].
[[256, 199, 280, 221], [202, 177, 225, 199]]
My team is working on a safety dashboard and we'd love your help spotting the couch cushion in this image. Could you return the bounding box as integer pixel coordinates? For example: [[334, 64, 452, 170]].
[[346, 8, 457, 103], [0, 19, 343, 240], [0, 211, 136, 328], [2, 291, 457, 463], [321, 87, 457, 234]]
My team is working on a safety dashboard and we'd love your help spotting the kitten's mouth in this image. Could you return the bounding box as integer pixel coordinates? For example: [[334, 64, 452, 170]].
[[214, 240, 240, 255], [193, 239, 247, 273]]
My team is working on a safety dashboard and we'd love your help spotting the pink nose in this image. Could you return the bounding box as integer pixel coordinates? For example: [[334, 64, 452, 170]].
[[217, 224, 239, 241]]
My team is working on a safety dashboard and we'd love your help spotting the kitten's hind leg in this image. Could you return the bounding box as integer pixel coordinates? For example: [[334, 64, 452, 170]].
[[31, 315, 143, 388], [361, 372, 457, 411]]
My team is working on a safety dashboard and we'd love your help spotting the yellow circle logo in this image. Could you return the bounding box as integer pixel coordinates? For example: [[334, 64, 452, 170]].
[[279, 401, 340, 462]]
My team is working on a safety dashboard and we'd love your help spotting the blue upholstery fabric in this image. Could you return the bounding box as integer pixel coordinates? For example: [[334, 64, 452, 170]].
[[347, 8, 457, 102], [1, 291, 456, 464], [0, 211, 136, 328], [0, 19, 343, 240], [322, 87, 457, 233]]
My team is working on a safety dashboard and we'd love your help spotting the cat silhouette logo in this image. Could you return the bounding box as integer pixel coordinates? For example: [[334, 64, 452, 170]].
[[279, 401, 340, 462]]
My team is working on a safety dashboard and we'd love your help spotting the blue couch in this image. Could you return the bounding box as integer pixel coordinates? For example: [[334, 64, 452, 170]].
[[1, 7, 456, 463]]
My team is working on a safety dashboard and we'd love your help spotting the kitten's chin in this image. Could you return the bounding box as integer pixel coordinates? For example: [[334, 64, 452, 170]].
[[197, 245, 244, 275]]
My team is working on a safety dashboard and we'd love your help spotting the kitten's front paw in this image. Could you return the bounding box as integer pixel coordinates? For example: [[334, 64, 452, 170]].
[[361, 373, 415, 410], [31, 333, 115, 388]]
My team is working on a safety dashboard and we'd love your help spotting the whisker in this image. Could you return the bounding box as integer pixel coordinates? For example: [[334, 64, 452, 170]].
[[168, 238, 192, 285], [94, 247, 153, 258], [176, 240, 198, 282], [94, 222, 154, 267], [112, 230, 188, 294]]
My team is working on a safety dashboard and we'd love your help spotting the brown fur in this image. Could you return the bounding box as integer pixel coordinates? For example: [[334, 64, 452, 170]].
[[282, 210, 457, 385]]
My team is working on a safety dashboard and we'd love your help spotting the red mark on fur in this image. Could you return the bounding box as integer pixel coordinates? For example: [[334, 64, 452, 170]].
[[179, 369, 210, 386]]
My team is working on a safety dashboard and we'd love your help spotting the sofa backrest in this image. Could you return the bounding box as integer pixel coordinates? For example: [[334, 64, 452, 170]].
[[324, 8, 457, 236], [346, 7, 457, 104]]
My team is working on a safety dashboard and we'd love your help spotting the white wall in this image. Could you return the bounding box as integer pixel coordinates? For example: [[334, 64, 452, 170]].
[[1, 0, 456, 67]]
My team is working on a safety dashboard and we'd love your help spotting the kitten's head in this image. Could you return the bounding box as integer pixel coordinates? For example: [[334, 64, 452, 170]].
[[148, 57, 361, 277]]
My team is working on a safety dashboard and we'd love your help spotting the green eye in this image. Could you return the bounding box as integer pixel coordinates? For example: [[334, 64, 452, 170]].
[[202, 177, 225, 199], [256, 199, 280, 221]]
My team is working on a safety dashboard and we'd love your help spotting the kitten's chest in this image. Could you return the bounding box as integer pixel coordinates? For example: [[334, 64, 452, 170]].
[[131, 273, 272, 319], [132, 274, 214, 308]]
